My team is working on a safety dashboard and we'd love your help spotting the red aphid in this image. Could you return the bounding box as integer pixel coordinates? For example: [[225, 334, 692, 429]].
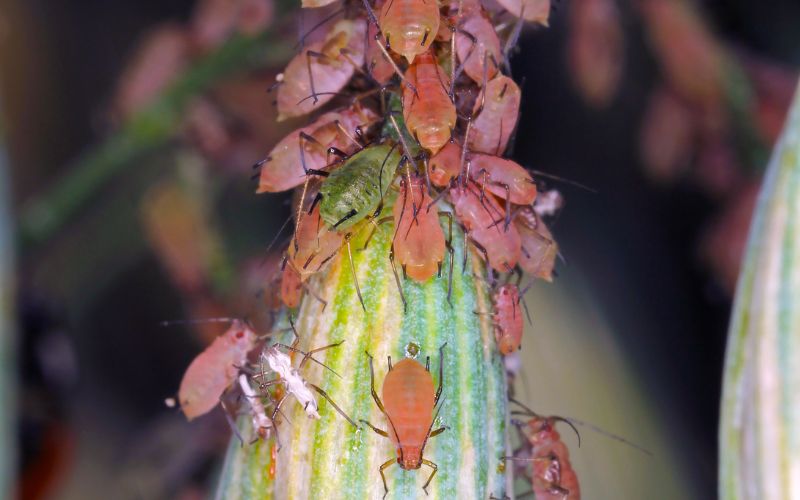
[[493, 283, 523, 354], [454, 10, 502, 85], [276, 19, 367, 120], [522, 415, 581, 500], [379, 0, 440, 62], [470, 152, 537, 205], [404, 52, 457, 155], [392, 176, 446, 282], [469, 75, 521, 155], [429, 142, 463, 187], [178, 320, 258, 420]]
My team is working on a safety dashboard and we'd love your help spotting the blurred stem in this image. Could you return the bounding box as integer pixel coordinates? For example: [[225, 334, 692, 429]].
[[17, 30, 291, 250], [719, 82, 800, 499]]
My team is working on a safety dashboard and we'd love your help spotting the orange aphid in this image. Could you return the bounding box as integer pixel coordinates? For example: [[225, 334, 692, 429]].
[[178, 320, 257, 420], [379, 0, 440, 62], [469, 75, 521, 155], [493, 283, 523, 354], [363, 346, 446, 496], [521, 415, 581, 500], [280, 263, 304, 308], [454, 10, 502, 85], [276, 19, 367, 120], [256, 106, 376, 193], [403, 52, 457, 155], [429, 141, 462, 187], [470, 153, 537, 205], [287, 203, 344, 280], [495, 0, 550, 25], [392, 176, 446, 282]]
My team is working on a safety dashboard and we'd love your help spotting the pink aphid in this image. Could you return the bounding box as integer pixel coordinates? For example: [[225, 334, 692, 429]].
[[450, 182, 521, 272], [454, 10, 502, 85], [392, 176, 446, 282], [429, 141, 462, 187], [470, 153, 537, 205], [516, 207, 557, 281], [493, 284, 523, 354], [469, 75, 521, 155], [287, 203, 344, 280], [256, 106, 376, 193], [365, 5, 396, 85], [178, 320, 258, 420], [276, 19, 367, 120]]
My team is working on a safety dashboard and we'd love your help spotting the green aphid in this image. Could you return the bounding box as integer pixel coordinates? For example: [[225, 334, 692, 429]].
[[319, 143, 402, 230], [381, 93, 421, 158]]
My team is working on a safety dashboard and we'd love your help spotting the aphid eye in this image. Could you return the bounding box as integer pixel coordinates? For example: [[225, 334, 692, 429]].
[[236, 331, 245, 339]]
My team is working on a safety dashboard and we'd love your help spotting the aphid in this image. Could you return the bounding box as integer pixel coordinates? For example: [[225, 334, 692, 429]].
[[468, 75, 521, 155], [378, 0, 440, 62], [507, 400, 581, 500], [403, 52, 457, 155], [515, 207, 557, 281], [470, 153, 537, 205], [177, 319, 258, 420], [238, 373, 275, 439], [276, 19, 367, 120], [255, 107, 376, 193], [366, 8, 396, 84], [259, 337, 357, 427], [428, 141, 462, 187], [494, 0, 551, 25], [492, 283, 524, 354], [454, 10, 502, 85], [318, 142, 402, 230], [287, 203, 344, 280], [279, 262, 304, 308], [449, 181, 522, 273], [391, 175, 453, 284], [361, 344, 448, 498]]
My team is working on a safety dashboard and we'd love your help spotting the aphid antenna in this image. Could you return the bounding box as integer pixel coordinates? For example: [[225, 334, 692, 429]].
[[340, 48, 382, 88], [508, 397, 582, 447], [528, 168, 597, 193], [296, 90, 354, 106], [294, 8, 345, 50], [159, 317, 238, 328], [562, 416, 654, 457], [220, 398, 248, 447], [372, 33, 419, 97], [501, 7, 525, 71]]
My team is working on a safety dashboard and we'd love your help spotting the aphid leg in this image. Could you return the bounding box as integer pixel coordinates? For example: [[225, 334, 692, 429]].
[[360, 419, 389, 437], [379, 457, 396, 499], [220, 399, 246, 447], [365, 351, 387, 413], [387, 355, 393, 371], [425, 355, 430, 372], [429, 426, 447, 437], [388, 247, 407, 311], [437, 211, 455, 305], [301, 281, 328, 311], [421, 459, 439, 495], [307, 382, 358, 427], [435, 342, 446, 404], [373, 33, 418, 97], [345, 234, 366, 312], [304, 50, 335, 105], [363, 216, 393, 251]]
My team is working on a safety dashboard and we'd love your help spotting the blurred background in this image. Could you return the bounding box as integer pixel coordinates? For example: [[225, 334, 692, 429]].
[[1, 0, 798, 498]]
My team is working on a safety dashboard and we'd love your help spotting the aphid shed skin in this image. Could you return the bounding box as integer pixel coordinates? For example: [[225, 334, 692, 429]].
[[276, 19, 367, 120], [403, 52, 457, 155], [493, 283, 523, 354], [392, 176, 447, 282], [362, 345, 447, 497], [178, 320, 257, 420], [318, 143, 401, 230], [379, 0, 440, 62], [469, 75, 521, 155]]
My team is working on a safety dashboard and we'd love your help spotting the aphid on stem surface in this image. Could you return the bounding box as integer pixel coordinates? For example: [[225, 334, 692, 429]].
[[468, 75, 521, 155], [361, 344, 448, 498], [492, 283, 527, 354], [276, 19, 367, 120], [377, 0, 440, 62], [403, 52, 457, 155], [174, 319, 258, 420]]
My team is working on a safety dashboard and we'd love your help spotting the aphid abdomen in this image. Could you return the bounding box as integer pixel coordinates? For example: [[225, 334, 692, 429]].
[[517, 220, 557, 281], [382, 359, 435, 465], [393, 179, 446, 281], [470, 154, 537, 205], [429, 141, 462, 187], [288, 204, 344, 279], [379, 0, 440, 62], [319, 144, 401, 230], [469, 75, 521, 155], [404, 54, 457, 155], [454, 11, 502, 85]]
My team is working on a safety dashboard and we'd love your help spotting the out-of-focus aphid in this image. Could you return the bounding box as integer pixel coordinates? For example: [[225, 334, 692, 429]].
[[177, 319, 258, 420], [454, 10, 502, 86], [470, 153, 537, 205], [639, 85, 696, 184], [361, 345, 448, 497], [492, 283, 524, 354], [280, 262, 304, 308], [366, 4, 397, 84], [378, 0, 441, 62], [255, 106, 377, 193], [429, 142, 462, 187], [469, 75, 521, 155], [515, 206, 557, 281], [276, 19, 367, 120], [403, 52, 457, 155], [449, 181, 522, 273], [494, 0, 550, 25], [238, 373, 275, 439], [287, 203, 344, 280], [392, 175, 453, 284], [567, 0, 623, 108]]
